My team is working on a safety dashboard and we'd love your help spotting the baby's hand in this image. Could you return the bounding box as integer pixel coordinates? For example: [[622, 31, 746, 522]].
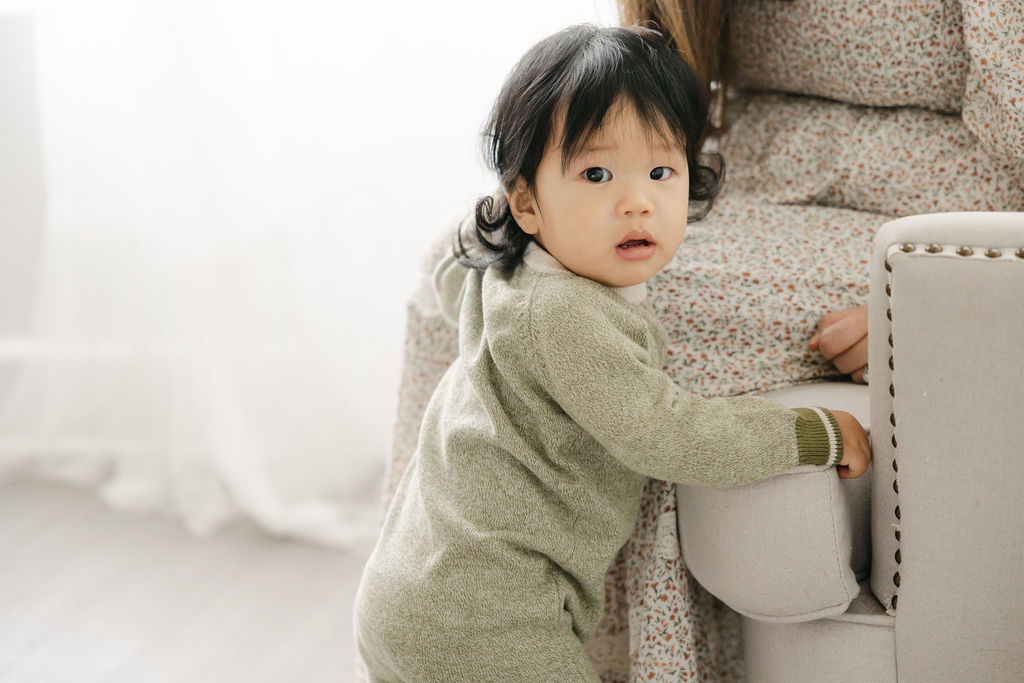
[[831, 410, 871, 479]]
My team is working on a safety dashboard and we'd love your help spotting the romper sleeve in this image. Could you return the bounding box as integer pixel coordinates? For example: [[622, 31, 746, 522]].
[[961, 0, 1024, 160], [431, 217, 476, 328], [527, 280, 842, 487]]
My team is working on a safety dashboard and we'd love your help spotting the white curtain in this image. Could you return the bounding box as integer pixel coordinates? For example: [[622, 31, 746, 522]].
[[0, 0, 617, 549]]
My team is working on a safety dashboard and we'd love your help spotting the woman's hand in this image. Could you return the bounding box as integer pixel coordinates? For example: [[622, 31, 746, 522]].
[[809, 305, 868, 383], [831, 410, 871, 479]]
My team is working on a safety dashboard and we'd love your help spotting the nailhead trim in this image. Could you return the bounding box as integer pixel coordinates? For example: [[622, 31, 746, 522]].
[[885, 246, 900, 612], [893, 244, 1024, 262]]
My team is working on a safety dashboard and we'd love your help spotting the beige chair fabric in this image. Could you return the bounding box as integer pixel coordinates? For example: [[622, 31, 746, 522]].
[[869, 212, 1024, 681], [741, 581, 896, 683], [675, 383, 871, 623]]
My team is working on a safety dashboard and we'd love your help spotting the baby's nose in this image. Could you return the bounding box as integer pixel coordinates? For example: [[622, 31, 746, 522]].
[[617, 189, 653, 216]]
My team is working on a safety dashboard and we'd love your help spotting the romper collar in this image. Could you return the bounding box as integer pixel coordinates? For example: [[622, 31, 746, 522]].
[[523, 241, 648, 304]]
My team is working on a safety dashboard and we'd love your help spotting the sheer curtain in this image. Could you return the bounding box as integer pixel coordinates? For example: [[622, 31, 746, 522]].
[[0, 0, 617, 549]]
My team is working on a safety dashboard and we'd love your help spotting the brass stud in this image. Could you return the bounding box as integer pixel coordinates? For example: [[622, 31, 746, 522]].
[[1016, 248, 1024, 259], [900, 243, 916, 253], [895, 549, 902, 564], [956, 246, 974, 257], [894, 571, 901, 587], [986, 249, 1002, 258], [925, 244, 942, 254], [893, 479, 899, 494]]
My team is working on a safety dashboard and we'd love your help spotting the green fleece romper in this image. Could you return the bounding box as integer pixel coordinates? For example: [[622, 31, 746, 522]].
[[354, 242, 842, 681]]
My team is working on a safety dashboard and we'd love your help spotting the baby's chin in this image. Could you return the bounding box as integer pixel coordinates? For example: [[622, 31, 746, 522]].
[[582, 269, 658, 289], [561, 250, 669, 288]]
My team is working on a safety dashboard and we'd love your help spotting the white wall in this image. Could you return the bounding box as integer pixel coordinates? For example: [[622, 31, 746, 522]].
[[0, 14, 45, 401], [0, 1, 621, 480]]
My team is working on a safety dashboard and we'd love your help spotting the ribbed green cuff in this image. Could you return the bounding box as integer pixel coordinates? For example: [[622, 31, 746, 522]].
[[794, 407, 843, 466]]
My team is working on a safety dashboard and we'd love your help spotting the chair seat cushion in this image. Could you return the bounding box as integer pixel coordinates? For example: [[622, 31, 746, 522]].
[[740, 580, 896, 683]]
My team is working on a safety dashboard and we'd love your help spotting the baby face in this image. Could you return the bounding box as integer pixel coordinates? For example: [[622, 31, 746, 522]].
[[509, 101, 690, 287]]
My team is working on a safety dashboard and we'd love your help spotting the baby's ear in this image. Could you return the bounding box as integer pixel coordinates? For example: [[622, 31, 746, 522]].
[[507, 177, 540, 235]]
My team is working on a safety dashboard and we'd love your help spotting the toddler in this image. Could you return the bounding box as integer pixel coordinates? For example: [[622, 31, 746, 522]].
[[354, 23, 871, 682]]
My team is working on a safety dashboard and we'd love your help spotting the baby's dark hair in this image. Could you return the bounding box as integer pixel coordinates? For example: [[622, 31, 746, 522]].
[[458, 23, 723, 271]]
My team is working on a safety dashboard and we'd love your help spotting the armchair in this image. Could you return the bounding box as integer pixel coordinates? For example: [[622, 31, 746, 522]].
[[676, 212, 1024, 682]]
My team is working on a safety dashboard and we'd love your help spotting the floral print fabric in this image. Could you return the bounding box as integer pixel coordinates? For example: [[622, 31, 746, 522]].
[[732, 0, 967, 113], [732, 0, 1024, 161], [726, 93, 1024, 217], [961, 0, 1024, 159]]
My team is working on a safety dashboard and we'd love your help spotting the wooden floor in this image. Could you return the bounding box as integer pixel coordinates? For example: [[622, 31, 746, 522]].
[[0, 480, 371, 682]]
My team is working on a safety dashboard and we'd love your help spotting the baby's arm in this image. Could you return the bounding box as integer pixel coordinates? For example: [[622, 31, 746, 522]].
[[529, 286, 853, 486]]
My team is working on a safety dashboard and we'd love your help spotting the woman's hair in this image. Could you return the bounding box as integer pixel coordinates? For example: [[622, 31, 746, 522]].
[[459, 23, 723, 271], [619, 0, 731, 95]]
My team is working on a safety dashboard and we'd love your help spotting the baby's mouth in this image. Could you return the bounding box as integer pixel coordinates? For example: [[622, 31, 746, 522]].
[[616, 229, 656, 249], [616, 229, 657, 261]]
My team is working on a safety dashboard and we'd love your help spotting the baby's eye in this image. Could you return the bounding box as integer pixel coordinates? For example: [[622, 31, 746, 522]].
[[583, 167, 612, 183], [650, 166, 674, 180]]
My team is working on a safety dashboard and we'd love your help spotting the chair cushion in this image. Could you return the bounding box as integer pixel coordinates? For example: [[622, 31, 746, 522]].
[[740, 580, 896, 683], [676, 383, 871, 623]]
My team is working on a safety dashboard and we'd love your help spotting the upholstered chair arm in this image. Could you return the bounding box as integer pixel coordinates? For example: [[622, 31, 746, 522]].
[[867, 212, 1024, 681], [675, 383, 871, 624]]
